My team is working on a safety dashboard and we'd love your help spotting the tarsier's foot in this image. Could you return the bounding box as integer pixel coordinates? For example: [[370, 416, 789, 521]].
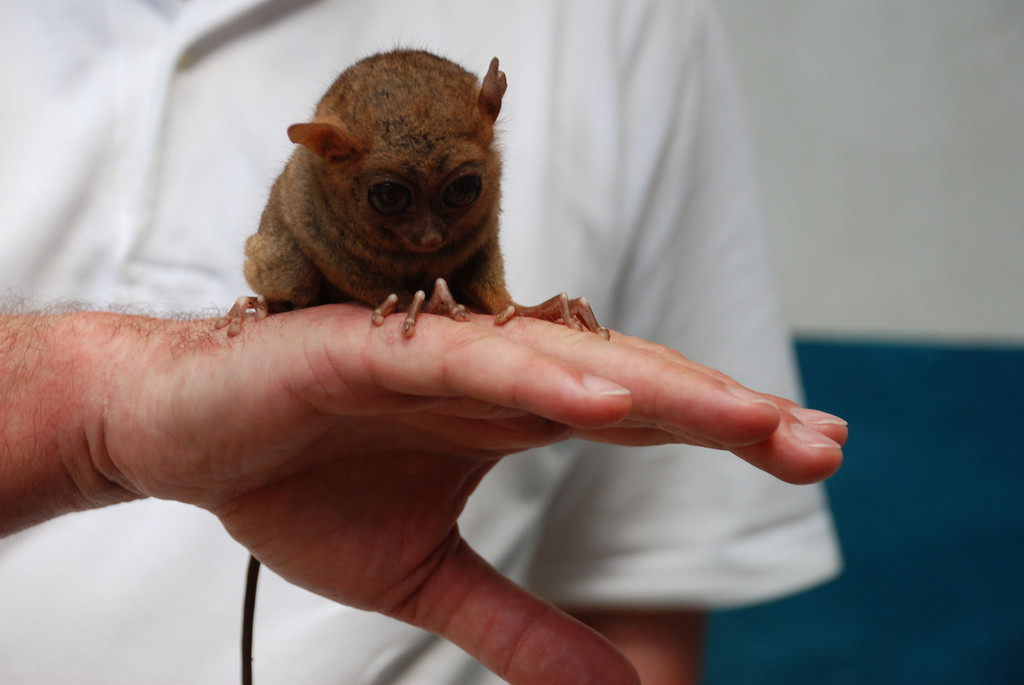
[[371, 278, 471, 338], [497, 293, 610, 339], [214, 295, 269, 337]]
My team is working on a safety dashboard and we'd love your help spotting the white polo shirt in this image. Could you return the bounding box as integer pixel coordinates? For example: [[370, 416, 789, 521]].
[[0, 1, 841, 683]]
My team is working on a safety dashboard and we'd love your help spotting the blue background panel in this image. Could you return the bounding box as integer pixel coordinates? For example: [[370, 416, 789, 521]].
[[705, 340, 1024, 684]]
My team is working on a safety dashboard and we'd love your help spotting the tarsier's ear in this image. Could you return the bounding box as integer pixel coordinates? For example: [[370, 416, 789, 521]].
[[288, 122, 364, 163], [478, 57, 507, 121]]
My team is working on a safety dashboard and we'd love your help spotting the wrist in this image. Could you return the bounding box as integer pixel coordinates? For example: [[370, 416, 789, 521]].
[[0, 311, 143, 535]]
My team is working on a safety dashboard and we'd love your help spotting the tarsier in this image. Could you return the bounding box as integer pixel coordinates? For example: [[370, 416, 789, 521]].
[[215, 49, 607, 339], [217, 49, 608, 685]]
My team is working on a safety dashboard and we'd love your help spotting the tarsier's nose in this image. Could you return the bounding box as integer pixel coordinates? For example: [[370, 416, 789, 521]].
[[404, 221, 446, 252]]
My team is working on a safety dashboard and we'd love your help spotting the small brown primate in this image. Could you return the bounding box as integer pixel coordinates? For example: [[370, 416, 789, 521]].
[[215, 49, 606, 339]]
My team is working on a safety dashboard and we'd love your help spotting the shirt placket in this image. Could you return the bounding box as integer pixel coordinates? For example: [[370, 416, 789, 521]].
[[112, 0, 277, 305]]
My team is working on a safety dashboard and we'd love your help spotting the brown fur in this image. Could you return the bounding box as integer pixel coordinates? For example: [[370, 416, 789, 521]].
[[242, 50, 512, 315], [218, 49, 606, 339]]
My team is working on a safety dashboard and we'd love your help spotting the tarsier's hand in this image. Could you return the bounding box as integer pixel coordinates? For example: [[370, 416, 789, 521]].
[[371, 278, 471, 338], [90, 304, 843, 685]]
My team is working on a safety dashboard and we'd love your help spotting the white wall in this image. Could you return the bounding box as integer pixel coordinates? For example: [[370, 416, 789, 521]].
[[713, 0, 1024, 343]]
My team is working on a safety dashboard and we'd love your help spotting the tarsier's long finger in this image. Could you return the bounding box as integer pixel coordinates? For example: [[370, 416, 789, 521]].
[[402, 290, 427, 338], [371, 293, 399, 326], [214, 295, 268, 337], [423, 278, 470, 321], [494, 304, 516, 325]]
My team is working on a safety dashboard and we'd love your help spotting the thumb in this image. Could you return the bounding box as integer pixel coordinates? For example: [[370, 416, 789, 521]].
[[390, 536, 640, 685]]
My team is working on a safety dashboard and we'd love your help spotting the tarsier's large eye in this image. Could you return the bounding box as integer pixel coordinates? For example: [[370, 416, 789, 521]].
[[368, 182, 412, 215], [442, 175, 482, 208]]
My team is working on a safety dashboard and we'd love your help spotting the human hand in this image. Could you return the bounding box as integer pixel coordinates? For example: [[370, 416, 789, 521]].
[[73, 304, 844, 685]]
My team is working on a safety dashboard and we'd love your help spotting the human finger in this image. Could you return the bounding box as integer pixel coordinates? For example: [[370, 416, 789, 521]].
[[287, 305, 636, 430], [726, 409, 845, 484], [484, 316, 784, 447], [389, 537, 640, 685], [484, 317, 850, 482]]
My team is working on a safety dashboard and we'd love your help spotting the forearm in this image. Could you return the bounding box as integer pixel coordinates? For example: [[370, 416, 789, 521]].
[[0, 311, 141, 535]]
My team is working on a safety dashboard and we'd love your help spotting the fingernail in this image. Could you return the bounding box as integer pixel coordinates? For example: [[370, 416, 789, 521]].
[[582, 374, 631, 397], [727, 385, 779, 409], [790, 422, 842, 449], [790, 407, 848, 427]]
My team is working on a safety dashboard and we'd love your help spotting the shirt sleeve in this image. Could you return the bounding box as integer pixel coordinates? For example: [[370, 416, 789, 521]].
[[524, 0, 842, 610]]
